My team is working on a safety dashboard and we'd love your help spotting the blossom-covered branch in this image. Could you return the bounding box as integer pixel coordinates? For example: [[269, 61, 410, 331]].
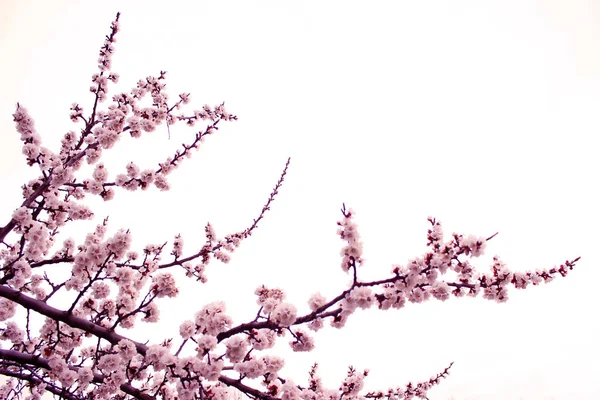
[[0, 12, 578, 400], [0, 349, 153, 400]]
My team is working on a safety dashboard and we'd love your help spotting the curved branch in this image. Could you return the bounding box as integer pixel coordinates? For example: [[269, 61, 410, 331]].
[[0, 285, 148, 356], [219, 375, 278, 400], [0, 348, 154, 400], [0, 287, 279, 399], [0, 367, 81, 400]]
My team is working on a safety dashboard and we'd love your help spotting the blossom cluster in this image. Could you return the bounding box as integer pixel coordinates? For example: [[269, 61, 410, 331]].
[[337, 205, 364, 272], [0, 12, 578, 400]]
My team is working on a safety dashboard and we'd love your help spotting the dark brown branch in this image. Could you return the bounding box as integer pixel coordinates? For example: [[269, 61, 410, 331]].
[[0, 366, 81, 400], [0, 285, 148, 355], [0, 349, 154, 400], [219, 375, 278, 400]]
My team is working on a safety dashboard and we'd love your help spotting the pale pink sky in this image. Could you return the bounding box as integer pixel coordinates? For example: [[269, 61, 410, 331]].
[[1, 1, 599, 399]]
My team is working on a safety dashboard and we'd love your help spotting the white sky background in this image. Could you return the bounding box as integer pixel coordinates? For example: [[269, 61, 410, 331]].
[[1, 0, 599, 399]]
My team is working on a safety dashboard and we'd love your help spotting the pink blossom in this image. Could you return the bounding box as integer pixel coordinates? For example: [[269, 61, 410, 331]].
[[48, 355, 68, 375], [85, 179, 104, 195], [116, 339, 137, 359], [195, 302, 232, 335], [280, 380, 301, 400], [214, 250, 230, 263], [93, 163, 109, 181], [78, 367, 94, 385], [337, 206, 364, 272], [151, 273, 178, 298], [98, 354, 121, 372], [11, 260, 32, 281], [407, 287, 429, 303], [154, 174, 170, 191], [461, 234, 487, 257], [308, 318, 324, 331], [95, 127, 119, 149], [142, 302, 160, 322], [308, 292, 327, 312], [331, 312, 349, 329], [200, 359, 224, 381], [91, 282, 111, 299], [179, 320, 195, 339], [85, 147, 102, 164], [0, 321, 24, 344], [139, 169, 155, 185], [106, 230, 131, 259], [172, 234, 184, 258], [115, 267, 135, 285], [346, 287, 374, 310], [256, 285, 285, 313], [261, 355, 285, 374], [234, 359, 266, 379], [225, 336, 248, 363], [290, 329, 315, 352], [33, 286, 46, 300], [140, 119, 156, 132], [60, 369, 78, 387], [24, 221, 52, 259], [430, 281, 450, 301], [22, 142, 40, 160], [271, 302, 297, 327], [115, 173, 129, 187], [205, 223, 216, 240], [145, 344, 175, 370], [12, 206, 32, 227], [249, 329, 276, 350], [66, 202, 94, 220], [196, 334, 218, 354], [340, 368, 366, 397], [126, 161, 140, 178], [13, 105, 41, 145], [38, 148, 60, 171]]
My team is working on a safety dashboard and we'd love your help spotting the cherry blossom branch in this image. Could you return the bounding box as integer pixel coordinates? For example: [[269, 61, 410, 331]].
[[156, 156, 291, 272], [0, 367, 80, 400], [0, 178, 50, 244], [217, 248, 579, 343], [242, 157, 291, 238], [0, 279, 280, 399], [219, 375, 278, 400], [0, 11, 580, 400], [364, 362, 454, 399], [0, 348, 153, 400], [0, 285, 148, 355]]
